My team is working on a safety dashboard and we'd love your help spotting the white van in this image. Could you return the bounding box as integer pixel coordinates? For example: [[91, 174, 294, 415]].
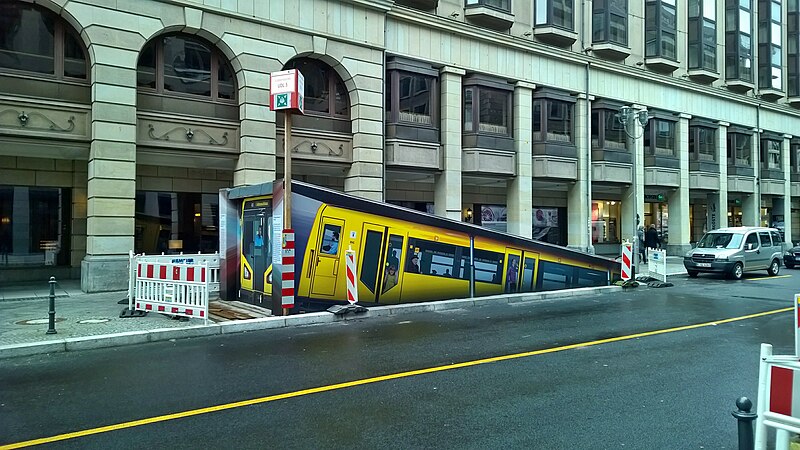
[[683, 227, 787, 280]]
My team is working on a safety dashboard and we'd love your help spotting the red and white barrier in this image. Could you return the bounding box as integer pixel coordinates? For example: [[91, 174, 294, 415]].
[[621, 242, 633, 281], [282, 229, 295, 309], [345, 247, 358, 305], [755, 346, 800, 449], [796, 294, 799, 357]]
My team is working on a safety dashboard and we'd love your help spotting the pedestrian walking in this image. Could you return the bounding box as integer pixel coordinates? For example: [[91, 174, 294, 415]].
[[645, 224, 660, 250]]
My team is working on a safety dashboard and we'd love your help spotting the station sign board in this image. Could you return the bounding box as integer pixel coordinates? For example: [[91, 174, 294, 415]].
[[269, 69, 304, 114]]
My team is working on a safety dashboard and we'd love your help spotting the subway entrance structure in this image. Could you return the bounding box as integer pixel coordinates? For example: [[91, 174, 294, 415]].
[[219, 180, 622, 313]]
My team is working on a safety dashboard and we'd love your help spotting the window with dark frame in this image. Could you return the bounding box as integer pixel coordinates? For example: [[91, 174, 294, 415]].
[[284, 58, 348, 117], [791, 140, 800, 173], [645, 0, 677, 60], [725, 0, 753, 83], [760, 137, 782, 170], [465, 0, 511, 13], [790, 0, 800, 96], [463, 86, 512, 136], [532, 97, 574, 143], [689, 125, 717, 162], [535, 0, 575, 30], [757, 0, 783, 90], [643, 118, 676, 156], [592, 0, 628, 45], [386, 70, 437, 127], [0, 2, 88, 81], [591, 108, 627, 151], [137, 34, 236, 102], [688, 0, 717, 71], [727, 132, 752, 166]]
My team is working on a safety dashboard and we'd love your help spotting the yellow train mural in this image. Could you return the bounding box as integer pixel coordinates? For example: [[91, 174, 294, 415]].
[[225, 181, 620, 312]]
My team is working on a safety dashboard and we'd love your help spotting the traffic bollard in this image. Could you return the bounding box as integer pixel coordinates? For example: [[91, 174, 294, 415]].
[[46, 276, 57, 335], [731, 397, 756, 450]]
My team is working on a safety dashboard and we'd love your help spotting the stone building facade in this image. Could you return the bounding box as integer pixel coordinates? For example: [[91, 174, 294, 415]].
[[0, 0, 798, 291]]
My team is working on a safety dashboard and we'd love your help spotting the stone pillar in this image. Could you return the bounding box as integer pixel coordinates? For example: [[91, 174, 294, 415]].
[[783, 134, 794, 246], [622, 107, 646, 247], [344, 60, 385, 201], [742, 129, 761, 226], [434, 66, 465, 221], [707, 122, 729, 230], [11, 187, 30, 255], [507, 81, 534, 238], [568, 95, 591, 251], [81, 43, 140, 292], [235, 72, 277, 187], [667, 113, 691, 255]]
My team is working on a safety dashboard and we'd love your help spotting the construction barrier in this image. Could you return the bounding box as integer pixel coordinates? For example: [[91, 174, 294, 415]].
[[345, 246, 358, 304], [282, 229, 295, 309], [646, 248, 668, 283], [620, 242, 633, 281], [127, 251, 220, 298]]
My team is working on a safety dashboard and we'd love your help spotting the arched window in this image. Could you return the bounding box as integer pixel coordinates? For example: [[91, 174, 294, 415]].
[[0, 2, 87, 80], [285, 58, 349, 117], [137, 34, 236, 101]]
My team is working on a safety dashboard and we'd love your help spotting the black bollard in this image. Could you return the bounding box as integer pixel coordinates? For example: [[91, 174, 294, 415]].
[[46, 277, 57, 335], [731, 397, 756, 450]]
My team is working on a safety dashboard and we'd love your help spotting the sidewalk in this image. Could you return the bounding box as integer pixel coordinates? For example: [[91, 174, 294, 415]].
[[0, 279, 626, 360]]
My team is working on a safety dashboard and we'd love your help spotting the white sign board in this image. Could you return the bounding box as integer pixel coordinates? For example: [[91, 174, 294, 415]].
[[647, 248, 668, 282], [270, 70, 296, 94]]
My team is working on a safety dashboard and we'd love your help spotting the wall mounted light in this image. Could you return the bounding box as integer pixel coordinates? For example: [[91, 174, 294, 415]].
[[464, 208, 473, 222]]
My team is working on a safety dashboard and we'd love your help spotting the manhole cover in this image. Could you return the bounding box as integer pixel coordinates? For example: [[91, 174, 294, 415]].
[[16, 318, 66, 325], [77, 319, 110, 324]]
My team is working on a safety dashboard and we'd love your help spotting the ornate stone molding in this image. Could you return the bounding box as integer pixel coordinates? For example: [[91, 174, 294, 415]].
[[290, 139, 345, 157], [147, 124, 229, 146], [0, 108, 75, 133]]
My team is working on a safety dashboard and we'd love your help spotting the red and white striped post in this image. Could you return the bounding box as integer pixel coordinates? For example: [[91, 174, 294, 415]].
[[621, 242, 633, 281], [345, 246, 358, 305], [282, 229, 295, 309]]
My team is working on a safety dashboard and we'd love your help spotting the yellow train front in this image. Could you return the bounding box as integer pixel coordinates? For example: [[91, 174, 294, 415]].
[[235, 181, 620, 312]]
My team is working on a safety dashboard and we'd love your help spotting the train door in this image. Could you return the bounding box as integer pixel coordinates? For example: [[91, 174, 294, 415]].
[[520, 251, 539, 292], [504, 249, 523, 293], [309, 217, 344, 297], [357, 225, 405, 304], [243, 207, 270, 293]]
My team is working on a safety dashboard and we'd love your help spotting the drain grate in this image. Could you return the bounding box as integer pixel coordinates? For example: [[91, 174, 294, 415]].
[[16, 318, 66, 325]]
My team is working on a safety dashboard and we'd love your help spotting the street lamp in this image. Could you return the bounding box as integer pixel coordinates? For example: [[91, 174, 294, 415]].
[[617, 106, 650, 275]]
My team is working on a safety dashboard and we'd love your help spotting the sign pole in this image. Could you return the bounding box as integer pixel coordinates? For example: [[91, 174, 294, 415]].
[[283, 112, 292, 317]]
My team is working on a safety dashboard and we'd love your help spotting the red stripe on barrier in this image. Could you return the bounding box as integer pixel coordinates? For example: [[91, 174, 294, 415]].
[[172, 266, 181, 281], [187, 267, 194, 282], [282, 272, 294, 280], [199, 310, 203, 317], [282, 256, 295, 265], [147, 264, 154, 279], [138, 264, 142, 278], [157, 305, 165, 312], [282, 288, 294, 296], [159, 265, 167, 280], [171, 307, 179, 313], [284, 240, 295, 249], [770, 366, 794, 416], [145, 304, 153, 311], [347, 290, 355, 301], [347, 266, 355, 284], [201, 268, 206, 282]]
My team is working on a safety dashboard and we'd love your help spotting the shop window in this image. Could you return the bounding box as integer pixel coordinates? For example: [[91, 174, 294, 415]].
[[688, 0, 717, 71], [137, 34, 236, 101], [725, 0, 754, 83], [0, 187, 71, 268], [591, 200, 621, 244], [0, 3, 87, 81], [535, 0, 574, 30], [135, 192, 219, 254], [645, 0, 678, 60], [592, 0, 628, 45]]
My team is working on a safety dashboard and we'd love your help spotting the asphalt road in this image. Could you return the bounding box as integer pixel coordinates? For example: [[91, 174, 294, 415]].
[[0, 270, 797, 449]]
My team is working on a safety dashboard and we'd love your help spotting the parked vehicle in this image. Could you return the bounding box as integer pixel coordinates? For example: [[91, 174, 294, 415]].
[[683, 227, 787, 280], [784, 245, 800, 269]]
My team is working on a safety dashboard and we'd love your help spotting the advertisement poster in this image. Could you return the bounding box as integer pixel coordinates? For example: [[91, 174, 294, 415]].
[[480, 205, 507, 233], [533, 208, 559, 243]]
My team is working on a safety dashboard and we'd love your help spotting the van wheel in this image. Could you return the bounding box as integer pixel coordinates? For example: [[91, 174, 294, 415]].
[[768, 259, 780, 276], [730, 263, 744, 280], [687, 271, 699, 278]]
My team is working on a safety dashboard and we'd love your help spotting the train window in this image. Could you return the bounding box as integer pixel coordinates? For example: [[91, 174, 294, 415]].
[[360, 230, 383, 293], [407, 238, 459, 278], [243, 218, 254, 256], [521, 257, 536, 292], [383, 235, 404, 293], [537, 261, 573, 291], [320, 225, 341, 255], [575, 268, 607, 287], [474, 249, 504, 284]]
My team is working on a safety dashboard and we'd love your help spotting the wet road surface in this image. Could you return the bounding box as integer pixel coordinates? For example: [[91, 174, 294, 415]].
[[0, 271, 796, 449]]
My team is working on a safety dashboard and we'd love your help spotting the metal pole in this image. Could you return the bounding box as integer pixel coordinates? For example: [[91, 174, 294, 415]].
[[469, 236, 475, 298], [283, 112, 292, 317], [46, 276, 56, 334], [631, 110, 639, 278], [731, 397, 756, 450]]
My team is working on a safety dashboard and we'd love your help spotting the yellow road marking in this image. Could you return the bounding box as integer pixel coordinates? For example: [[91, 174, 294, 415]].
[[747, 274, 792, 281], [1, 306, 792, 449]]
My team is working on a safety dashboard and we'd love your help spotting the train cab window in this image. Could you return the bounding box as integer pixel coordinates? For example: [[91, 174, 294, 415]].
[[521, 257, 536, 292], [383, 235, 404, 293], [537, 261, 573, 291], [759, 232, 772, 248], [473, 249, 504, 284], [320, 225, 341, 255], [505, 254, 520, 293]]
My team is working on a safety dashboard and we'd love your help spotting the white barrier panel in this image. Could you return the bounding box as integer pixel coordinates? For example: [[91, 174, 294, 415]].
[[135, 252, 220, 296], [755, 344, 800, 450], [134, 261, 209, 322], [647, 249, 667, 282], [620, 242, 632, 281]]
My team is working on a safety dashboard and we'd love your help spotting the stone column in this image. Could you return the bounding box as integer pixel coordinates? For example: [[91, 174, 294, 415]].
[[742, 129, 761, 226], [11, 187, 30, 255], [707, 122, 729, 230], [667, 113, 691, 255], [81, 38, 141, 292], [344, 59, 385, 201], [434, 66, 465, 221], [235, 71, 277, 187], [507, 81, 534, 238], [621, 107, 646, 247], [568, 94, 591, 251], [783, 134, 794, 246]]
